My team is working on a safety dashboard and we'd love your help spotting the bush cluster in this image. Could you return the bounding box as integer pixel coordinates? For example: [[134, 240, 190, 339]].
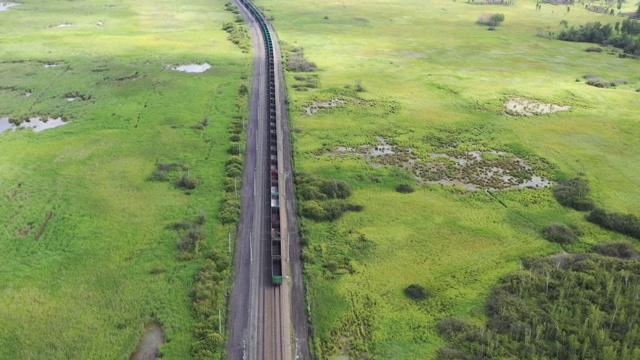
[[552, 177, 595, 211], [587, 208, 640, 240], [437, 255, 640, 359], [296, 173, 362, 221], [222, 22, 250, 53], [593, 241, 638, 259], [191, 251, 230, 360], [174, 213, 207, 260]]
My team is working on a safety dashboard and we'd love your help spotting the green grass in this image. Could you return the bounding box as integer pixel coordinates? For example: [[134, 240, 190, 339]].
[[257, 0, 640, 358], [0, 0, 248, 358]]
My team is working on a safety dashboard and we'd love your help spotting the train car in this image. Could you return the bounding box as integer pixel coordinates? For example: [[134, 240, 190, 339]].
[[240, 0, 284, 286], [271, 256, 283, 285]]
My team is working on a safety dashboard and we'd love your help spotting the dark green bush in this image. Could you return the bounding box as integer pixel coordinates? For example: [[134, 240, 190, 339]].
[[593, 241, 638, 259], [553, 177, 595, 211], [395, 184, 415, 193], [176, 172, 199, 190], [543, 223, 578, 245], [404, 284, 429, 301], [587, 208, 640, 240]]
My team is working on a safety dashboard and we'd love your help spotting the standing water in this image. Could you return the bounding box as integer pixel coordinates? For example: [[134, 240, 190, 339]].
[[129, 322, 165, 360]]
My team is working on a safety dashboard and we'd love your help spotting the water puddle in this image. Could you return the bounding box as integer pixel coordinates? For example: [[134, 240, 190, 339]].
[[305, 98, 346, 115], [329, 138, 552, 191], [0, 2, 19, 11], [0, 116, 69, 133], [44, 63, 61, 68], [129, 322, 164, 360], [505, 96, 570, 116], [172, 63, 211, 73]]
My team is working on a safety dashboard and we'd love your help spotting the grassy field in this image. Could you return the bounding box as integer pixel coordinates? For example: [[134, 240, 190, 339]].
[[254, 0, 640, 358], [0, 0, 247, 358]]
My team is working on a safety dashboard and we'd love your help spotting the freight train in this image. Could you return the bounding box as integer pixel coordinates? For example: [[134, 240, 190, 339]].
[[238, 0, 283, 285]]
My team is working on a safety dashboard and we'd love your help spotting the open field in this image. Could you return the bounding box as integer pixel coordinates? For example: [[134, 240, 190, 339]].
[[253, 0, 640, 358], [0, 0, 247, 358]]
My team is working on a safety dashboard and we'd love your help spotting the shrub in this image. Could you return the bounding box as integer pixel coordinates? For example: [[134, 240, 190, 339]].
[[543, 223, 577, 245], [585, 46, 603, 52], [320, 179, 352, 199], [149, 170, 168, 181], [478, 13, 505, 26], [587, 208, 640, 240], [404, 284, 429, 301], [436, 317, 471, 339], [593, 242, 638, 259], [219, 196, 241, 224], [553, 177, 595, 211], [300, 200, 327, 221], [176, 173, 199, 190], [396, 184, 415, 193], [435, 347, 467, 360]]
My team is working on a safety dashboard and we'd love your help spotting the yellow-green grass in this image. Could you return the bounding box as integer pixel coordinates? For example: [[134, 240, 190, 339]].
[[0, 0, 247, 358], [255, 0, 640, 358]]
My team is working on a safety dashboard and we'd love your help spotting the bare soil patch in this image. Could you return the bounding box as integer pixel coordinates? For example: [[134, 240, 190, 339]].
[[504, 96, 570, 116]]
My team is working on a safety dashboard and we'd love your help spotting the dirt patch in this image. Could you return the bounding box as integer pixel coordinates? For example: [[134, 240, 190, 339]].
[[0, 2, 19, 11], [331, 138, 552, 191], [0, 116, 70, 133], [129, 322, 165, 360], [304, 98, 346, 115], [505, 96, 570, 116], [172, 63, 211, 73]]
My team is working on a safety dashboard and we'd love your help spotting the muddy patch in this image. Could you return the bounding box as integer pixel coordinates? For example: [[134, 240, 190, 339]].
[[332, 138, 552, 190], [64, 92, 92, 102], [305, 98, 346, 115], [0, 116, 70, 133], [0, 2, 19, 11], [505, 96, 570, 116], [129, 322, 165, 360], [172, 63, 211, 73], [34, 210, 53, 241]]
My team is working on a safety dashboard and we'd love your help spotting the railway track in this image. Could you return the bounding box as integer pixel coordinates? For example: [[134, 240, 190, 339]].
[[227, 0, 299, 359]]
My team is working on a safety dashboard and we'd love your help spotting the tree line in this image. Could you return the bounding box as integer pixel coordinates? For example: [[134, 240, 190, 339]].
[[558, 19, 640, 56]]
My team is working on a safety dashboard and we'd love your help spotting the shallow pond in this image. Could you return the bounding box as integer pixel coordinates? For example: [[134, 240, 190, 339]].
[[129, 322, 164, 360], [0, 3, 19, 11], [172, 63, 211, 73], [0, 117, 69, 133]]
